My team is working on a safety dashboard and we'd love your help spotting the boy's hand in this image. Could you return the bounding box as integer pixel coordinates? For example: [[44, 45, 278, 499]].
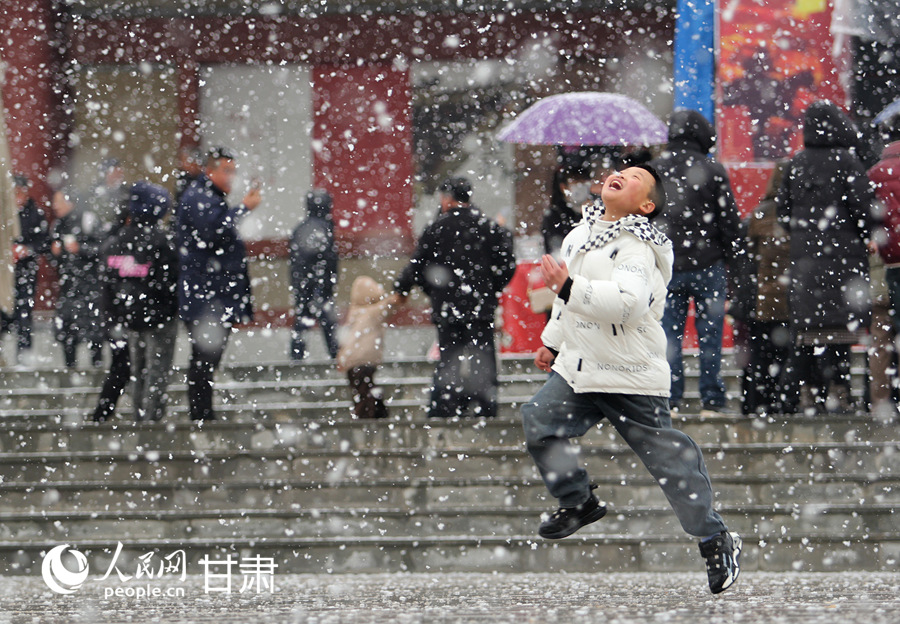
[[540, 254, 569, 293], [534, 346, 556, 373]]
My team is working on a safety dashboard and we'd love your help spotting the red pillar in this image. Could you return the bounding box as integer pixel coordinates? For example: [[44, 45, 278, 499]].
[[176, 58, 201, 151], [312, 63, 414, 256], [0, 0, 67, 202]]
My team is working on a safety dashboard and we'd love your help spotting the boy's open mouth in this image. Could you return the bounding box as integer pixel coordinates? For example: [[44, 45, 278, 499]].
[[608, 179, 623, 190]]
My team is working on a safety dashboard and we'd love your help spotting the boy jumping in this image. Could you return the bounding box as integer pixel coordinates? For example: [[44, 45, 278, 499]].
[[521, 164, 742, 595]]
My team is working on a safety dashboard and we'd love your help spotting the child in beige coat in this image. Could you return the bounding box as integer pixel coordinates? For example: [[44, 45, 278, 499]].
[[337, 276, 399, 419]]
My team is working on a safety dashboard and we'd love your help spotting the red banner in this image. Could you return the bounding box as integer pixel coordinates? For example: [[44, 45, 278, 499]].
[[716, 0, 846, 213]]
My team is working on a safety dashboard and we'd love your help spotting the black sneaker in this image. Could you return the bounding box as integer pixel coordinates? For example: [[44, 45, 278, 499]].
[[538, 494, 607, 539], [699, 531, 742, 594]]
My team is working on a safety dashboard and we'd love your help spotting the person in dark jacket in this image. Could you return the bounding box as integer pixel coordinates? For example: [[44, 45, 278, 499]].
[[289, 189, 339, 360], [650, 109, 745, 415], [777, 101, 877, 414], [395, 176, 516, 418], [49, 187, 105, 368], [176, 147, 261, 421], [9, 175, 50, 363], [93, 182, 178, 422]]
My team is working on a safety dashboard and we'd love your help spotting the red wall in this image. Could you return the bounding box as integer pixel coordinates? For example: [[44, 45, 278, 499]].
[[0, 0, 67, 204], [312, 65, 414, 256]]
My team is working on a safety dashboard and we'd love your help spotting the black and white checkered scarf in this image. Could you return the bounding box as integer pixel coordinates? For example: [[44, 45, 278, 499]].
[[579, 200, 671, 253]]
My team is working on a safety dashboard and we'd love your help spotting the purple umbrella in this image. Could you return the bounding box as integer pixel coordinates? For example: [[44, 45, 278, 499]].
[[496, 92, 667, 146]]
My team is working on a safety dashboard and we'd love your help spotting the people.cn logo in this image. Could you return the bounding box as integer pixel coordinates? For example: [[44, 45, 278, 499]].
[[42, 545, 90, 594]]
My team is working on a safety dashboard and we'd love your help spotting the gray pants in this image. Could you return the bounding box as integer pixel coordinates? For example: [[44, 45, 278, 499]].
[[521, 371, 727, 537], [131, 319, 177, 421]]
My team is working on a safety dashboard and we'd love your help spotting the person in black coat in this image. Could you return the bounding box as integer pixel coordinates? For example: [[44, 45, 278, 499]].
[[93, 182, 178, 422], [49, 187, 105, 368], [9, 175, 50, 362], [776, 100, 877, 414], [289, 189, 339, 360], [650, 109, 745, 415], [395, 177, 517, 418], [176, 147, 261, 421]]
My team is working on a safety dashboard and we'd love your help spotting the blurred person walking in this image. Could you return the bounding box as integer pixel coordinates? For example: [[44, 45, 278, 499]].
[[395, 177, 516, 418], [650, 110, 745, 416], [777, 101, 876, 414], [8, 174, 49, 366], [289, 189, 339, 361], [176, 147, 260, 421], [49, 186, 106, 368], [92, 182, 178, 422]]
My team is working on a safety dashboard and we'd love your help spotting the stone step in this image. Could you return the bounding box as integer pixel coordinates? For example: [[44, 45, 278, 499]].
[[1, 462, 897, 511], [0, 363, 867, 407], [0, 530, 896, 575], [0, 384, 884, 426], [0, 503, 894, 543], [0, 374, 550, 410], [0, 414, 895, 455], [0, 440, 897, 484]]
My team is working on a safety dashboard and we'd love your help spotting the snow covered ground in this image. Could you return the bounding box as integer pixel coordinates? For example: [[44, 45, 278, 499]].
[[2, 571, 898, 624]]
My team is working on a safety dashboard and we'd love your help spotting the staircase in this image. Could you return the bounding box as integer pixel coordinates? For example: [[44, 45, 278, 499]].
[[0, 349, 897, 576]]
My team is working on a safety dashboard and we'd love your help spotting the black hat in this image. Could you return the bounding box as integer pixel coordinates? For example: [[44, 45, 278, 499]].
[[438, 176, 473, 204], [207, 146, 237, 162]]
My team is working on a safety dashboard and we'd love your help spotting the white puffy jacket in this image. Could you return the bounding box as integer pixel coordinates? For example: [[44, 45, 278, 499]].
[[542, 216, 674, 396]]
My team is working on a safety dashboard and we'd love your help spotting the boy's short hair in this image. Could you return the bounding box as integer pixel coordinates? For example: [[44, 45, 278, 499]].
[[634, 163, 666, 220]]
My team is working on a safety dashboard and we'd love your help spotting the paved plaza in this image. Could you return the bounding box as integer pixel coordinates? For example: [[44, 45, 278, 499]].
[[1, 571, 898, 624]]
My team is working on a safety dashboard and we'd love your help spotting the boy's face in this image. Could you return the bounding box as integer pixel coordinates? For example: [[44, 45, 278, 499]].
[[600, 167, 655, 220]]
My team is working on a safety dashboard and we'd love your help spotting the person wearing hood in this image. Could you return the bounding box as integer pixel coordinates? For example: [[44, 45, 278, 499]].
[[337, 276, 401, 419], [777, 101, 876, 414], [92, 182, 178, 422], [650, 109, 745, 416], [289, 189, 339, 361], [176, 147, 261, 421], [522, 164, 742, 595]]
